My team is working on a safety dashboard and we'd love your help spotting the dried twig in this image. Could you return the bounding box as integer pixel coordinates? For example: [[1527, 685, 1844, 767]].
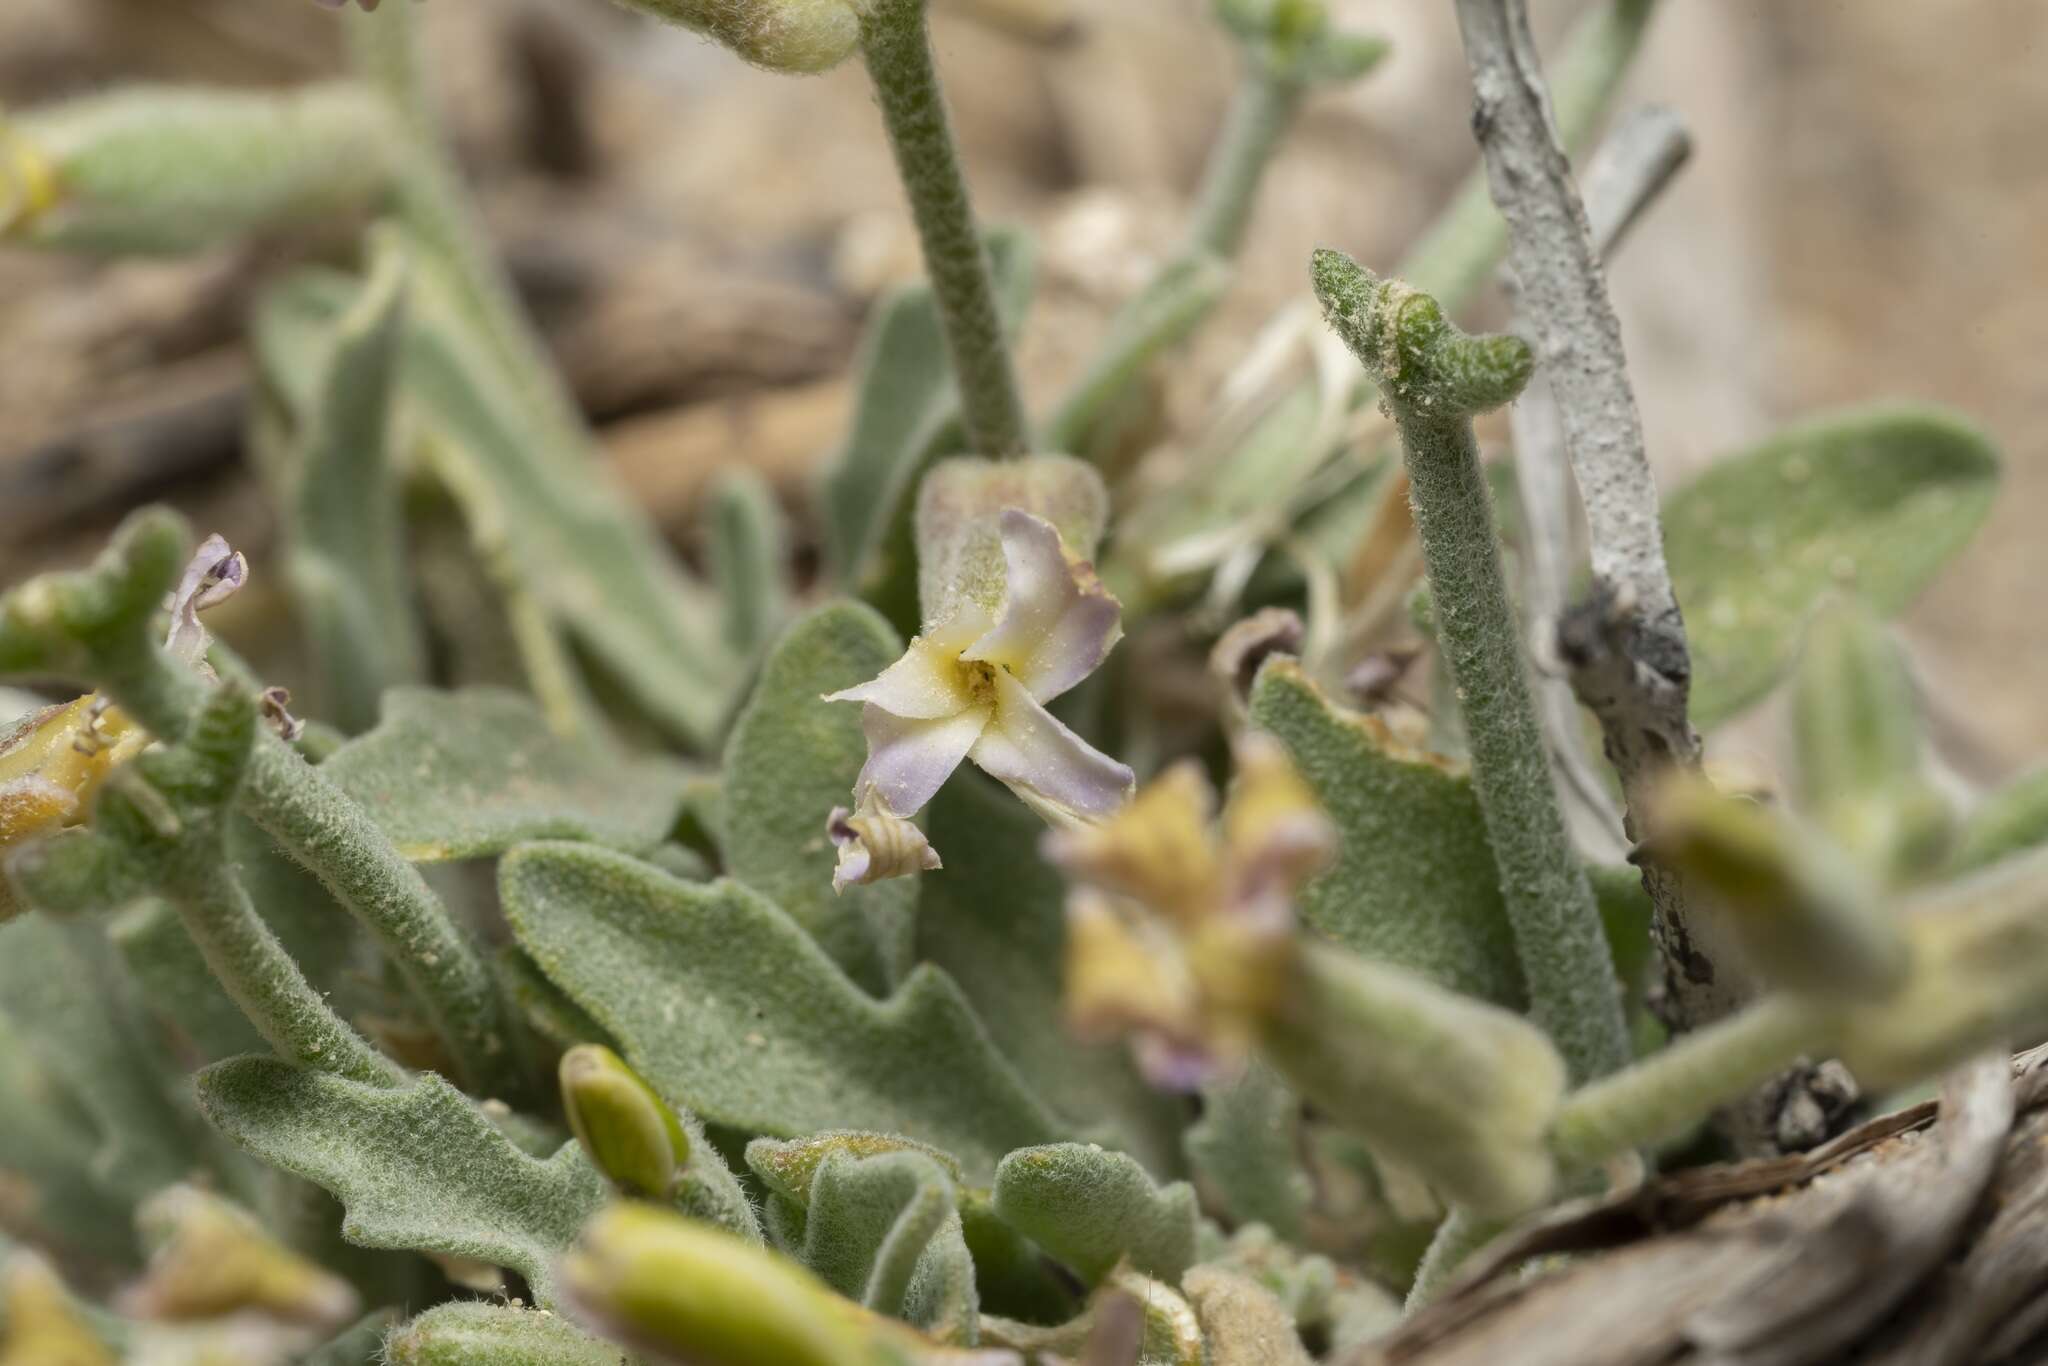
[[1510, 104, 1691, 862]]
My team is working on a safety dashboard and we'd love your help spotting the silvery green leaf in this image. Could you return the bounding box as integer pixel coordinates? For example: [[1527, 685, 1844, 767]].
[[708, 468, 795, 658], [722, 603, 918, 993], [771, 1148, 977, 1335], [194, 1060, 606, 1308], [383, 1302, 628, 1366], [304, 1309, 402, 1366], [0, 1013, 140, 1268], [323, 687, 695, 862], [1249, 659, 1524, 1007], [1666, 406, 1999, 728], [1184, 1060, 1308, 1244], [991, 1143, 1198, 1286], [500, 842, 1063, 1180], [1950, 767, 2048, 877]]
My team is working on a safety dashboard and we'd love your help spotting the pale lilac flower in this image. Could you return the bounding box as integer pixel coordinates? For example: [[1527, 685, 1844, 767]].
[[164, 534, 247, 665], [825, 509, 1134, 858]]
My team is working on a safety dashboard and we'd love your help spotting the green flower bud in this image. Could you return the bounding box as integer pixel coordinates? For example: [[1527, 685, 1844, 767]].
[[1255, 943, 1565, 1218], [561, 1204, 873, 1366], [3, 84, 395, 255], [608, 0, 867, 75], [559, 1044, 690, 1199]]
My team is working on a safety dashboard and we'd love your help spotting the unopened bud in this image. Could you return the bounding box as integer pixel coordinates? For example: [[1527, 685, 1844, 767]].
[[609, 0, 867, 74], [561, 1204, 872, 1366], [559, 1044, 689, 1199]]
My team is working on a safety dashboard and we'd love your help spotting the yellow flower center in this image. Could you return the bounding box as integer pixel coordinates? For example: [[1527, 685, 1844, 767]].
[[959, 658, 1002, 708]]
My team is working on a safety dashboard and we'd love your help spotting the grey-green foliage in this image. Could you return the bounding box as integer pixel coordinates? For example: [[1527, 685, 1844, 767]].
[[1184, 1061, 1308, 1245], [0, 1012, 141, 1268], [991, 1144, 1199, 1286], [499, 841, 1062, 1179], [1791, 598, 1951, 881], [1312, 248, 1624, 1086], [1248, 658, 1522, 1008], [822, 229, 1034, 599], [0, 915, 205, 1203], [194, 1060, 606, 1308], [323, 687, 695, 862], [920, 773, 1187, 1173], [764, 1148, 976, 1335], [720, 604, 918, 993], [304, 1309, 402, 1366], [5, 84, 396, 254], [252, 226, 424, 735], [1950, 768, 2048, 877], [384, 1301, 626, 1366], [708, 469, 795, 658], [1665, 405, 1999, 728]]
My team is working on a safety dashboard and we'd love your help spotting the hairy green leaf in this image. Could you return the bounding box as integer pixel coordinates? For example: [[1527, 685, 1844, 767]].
[[921, 773, 1186, 1173], [1950, 767, 2048, 877], [501, 842, 1062, 1180], [1665, 406, 1999, 728], [1184, 1061, 1307, 1243], [323, 687, 693, 861], [1249, 660, 1524, 1007], [304, 1309, 403, 1366], [383, 1302, 625, 1366], [722, 604, 916, 993], [991, 1144, 1198, 1286], [194, 1060, 606, 1307], [0, 1013, 140, 1267]]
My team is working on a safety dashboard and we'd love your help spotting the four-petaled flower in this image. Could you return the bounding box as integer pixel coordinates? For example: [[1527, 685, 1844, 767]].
[[1047, 735, 1334, 1090], [823, 509, 1135, 887]]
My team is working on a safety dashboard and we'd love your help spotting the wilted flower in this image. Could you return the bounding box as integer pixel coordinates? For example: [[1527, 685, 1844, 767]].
[[1047, 736, 1334, 1088], [826, 801, 942, 893], [824, 509, 1134, 879]]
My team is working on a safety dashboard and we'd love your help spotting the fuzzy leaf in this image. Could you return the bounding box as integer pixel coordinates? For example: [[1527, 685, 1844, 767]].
[[109, 900, 266, 1061], [500, 842, 1062, 1180], [722, 604, 917, 993], [383, 1302, 625, 1366], [708, 468, 794, 657], [769, 1149, 976, 1335], [1950, 768, 2048, 876], [991, 1144, 1198, 1286], [1665, 406, 1999, 728], [1184, 1061, 1308, 1244], [920, 774, 1186, 1173], [305, 1309, 402, 1366], [1248, 660, 1524, 1006], [323, 687, 694, 861], [193, 1060, 606, 1308], [0, 1013, 140, 1267], [822, 230, 1035, 598], [1181, 1265, 1312, 1366]]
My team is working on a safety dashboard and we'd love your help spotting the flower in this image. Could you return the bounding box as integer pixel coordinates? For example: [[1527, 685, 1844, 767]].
[[1047, 735, 1334, 1089], [825, 509, 1134, 866], [826, 802, 941, 894]]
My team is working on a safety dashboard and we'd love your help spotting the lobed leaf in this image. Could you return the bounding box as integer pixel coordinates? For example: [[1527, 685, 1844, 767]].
[[1248, 660, 1524, 1007], [991, 1143, 1198, 1286], [323, 687, 694, 862], [194, 1060, 606, 1308], [500, 842, 1063, 1180], [721, 604, 918, 993], [1665, 405, 1999, 728]]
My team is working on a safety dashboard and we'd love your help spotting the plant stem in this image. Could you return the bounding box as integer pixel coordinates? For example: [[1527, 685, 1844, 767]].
[[1312, 255, 1629, 1085], [93, 637, 520, 1099], [860, 0, 1032, 459], [169, 860, 401, 1088], [1550, 997, 1838, 1170], [1406, 1208, 1499, 1311], [1187, 72, 1300, 261]]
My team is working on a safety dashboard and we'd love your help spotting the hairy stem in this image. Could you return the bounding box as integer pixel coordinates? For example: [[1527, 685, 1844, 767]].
[[1187, 72, 1300, 261], [95, 638, 519, 1098], [1313, 255, 1628, 1085], [860, 0, 1031, 459], [170, 859, 401, 1088], [1407, 1208, 1500, 1312], [1550, 997, 1839, 1170]]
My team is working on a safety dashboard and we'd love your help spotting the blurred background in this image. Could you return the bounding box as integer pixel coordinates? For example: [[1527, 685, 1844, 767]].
[[2, 0, 2040, 772]]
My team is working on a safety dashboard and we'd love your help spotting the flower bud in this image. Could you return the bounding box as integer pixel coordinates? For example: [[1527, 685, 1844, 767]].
[[561, 1204, 873, 1366], [559, 1044, 690, 1199], [608, 0, 867, 75]]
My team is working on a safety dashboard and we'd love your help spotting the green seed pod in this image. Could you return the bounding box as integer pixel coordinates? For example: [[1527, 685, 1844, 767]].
[[1652, 776, 1905, 1001], [561, 1204, 874, 1366], [1255, 943, 1565, 1218], [3, 84, 396, 255], [559, 1045, 690, 1199], [607, 0, 867, 74]]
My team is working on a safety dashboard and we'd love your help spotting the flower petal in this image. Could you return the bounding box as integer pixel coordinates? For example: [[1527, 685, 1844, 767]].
[[960, 510, 1122, 703], [822, 637, 973, 721], [853, 704, 990, 817], [163, 534, 247, 664], [1043, 760, 1222, 918], [970, 672, 1134, 822]]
